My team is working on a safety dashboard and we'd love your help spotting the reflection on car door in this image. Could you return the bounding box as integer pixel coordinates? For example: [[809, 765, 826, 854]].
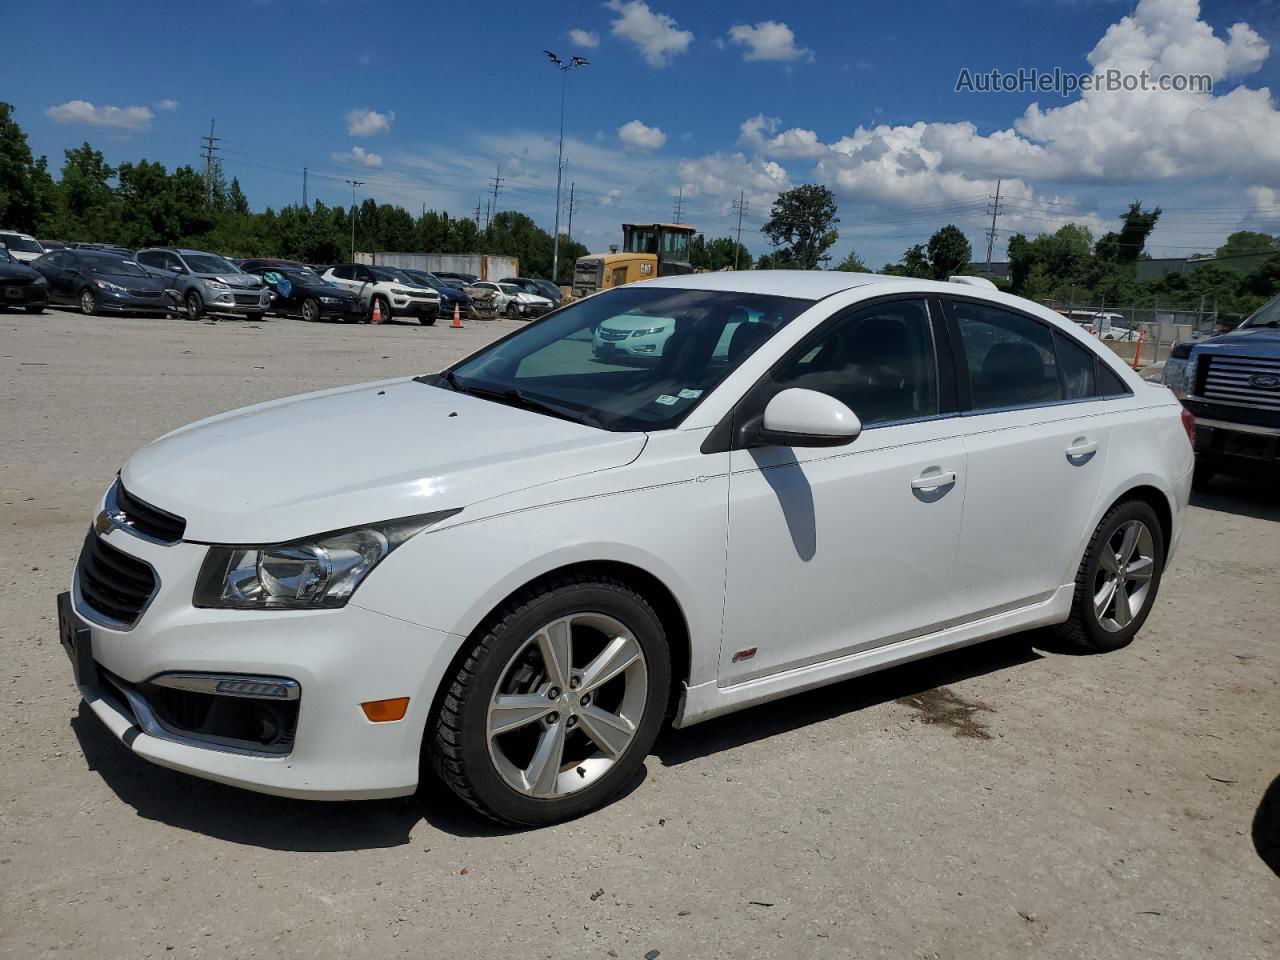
[[719, 297, 969, 685], [942, 298, 1113, 621]]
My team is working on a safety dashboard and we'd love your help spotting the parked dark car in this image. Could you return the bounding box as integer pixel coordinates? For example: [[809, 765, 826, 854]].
[[500, 276, 562, 306], [1164, 293, 1280, 485], [70, 242, 135, 256], [434, 271, 480, 287], [398, 268, 472, 319], [242, 264, 363, 322], [38, 239, 68, 252], [0, 243, 50, 313], [30, 248, 175, 316]]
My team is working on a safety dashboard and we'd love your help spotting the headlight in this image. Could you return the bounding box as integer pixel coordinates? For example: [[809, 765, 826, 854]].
[[193, 511, 460, 610], [630, 326, 666, 337], [94, 278, 127, 293], [204, 279, 230, 291], [1162, 344, 1196, 398], [320, 296, 342, 304]]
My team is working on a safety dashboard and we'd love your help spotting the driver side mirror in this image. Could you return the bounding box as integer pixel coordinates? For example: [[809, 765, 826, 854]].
[[750, 388, 862, 448]]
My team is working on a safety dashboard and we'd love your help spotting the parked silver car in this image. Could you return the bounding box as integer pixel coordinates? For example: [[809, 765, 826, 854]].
[[135, 248, 270, 321]]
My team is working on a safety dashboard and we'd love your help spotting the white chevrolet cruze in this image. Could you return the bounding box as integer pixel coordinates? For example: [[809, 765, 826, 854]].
[[59, 271, 1195, 825]]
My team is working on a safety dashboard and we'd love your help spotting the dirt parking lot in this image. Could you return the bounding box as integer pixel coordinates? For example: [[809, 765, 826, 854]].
[[1, 307, 1276, 959]]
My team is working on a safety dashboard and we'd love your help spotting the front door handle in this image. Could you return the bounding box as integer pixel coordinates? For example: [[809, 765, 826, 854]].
[[1065, 438, 1099, 463], [910, 469, 957, 493]]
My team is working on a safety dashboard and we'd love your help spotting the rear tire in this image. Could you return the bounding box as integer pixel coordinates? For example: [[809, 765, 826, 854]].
[[419, 312, 436, 326], [25, 305, 45, 314], [432, 573, 671, 826], [246, 312, 265, 323], [1055, 499, 1165, 653]]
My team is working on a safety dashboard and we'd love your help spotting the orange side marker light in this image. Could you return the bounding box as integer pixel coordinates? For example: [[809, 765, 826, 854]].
[[361, 697, 410, 722]]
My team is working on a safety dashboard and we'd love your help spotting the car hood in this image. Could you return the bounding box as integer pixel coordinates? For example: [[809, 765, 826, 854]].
[[514, 292, 552, 304], [194, 272, 262, 288], [295, 283, 356, 299], [0, 261, 39, 281], [120, 378, 646, 543], [100, 272, 168, 289], [600, 314, 675, 334], [1192, 326, 1280, 356]]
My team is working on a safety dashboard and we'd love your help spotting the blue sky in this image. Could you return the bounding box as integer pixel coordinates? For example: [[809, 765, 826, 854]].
[[5, 0, 1280, 267]]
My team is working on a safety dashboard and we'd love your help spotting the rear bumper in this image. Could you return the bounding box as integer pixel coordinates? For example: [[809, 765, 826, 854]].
[[1, 284, 49, 307]]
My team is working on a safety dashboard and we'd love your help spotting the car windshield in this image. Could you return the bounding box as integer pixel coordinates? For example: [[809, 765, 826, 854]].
[[403, 271, 441, 289], [281, 268, 326, 285], [499, 283, 522, 295], [87, 256, 148, 278], [440, 286, 812, 431], [370, 266, 413, 283], [184, 254, 239, 274], [0, 233, 42, 254], [534, 281, 560, 298], [1241, 295, 1280, 328]]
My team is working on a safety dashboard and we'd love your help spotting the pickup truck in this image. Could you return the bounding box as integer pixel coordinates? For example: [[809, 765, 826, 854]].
[[1163, 293, 1280, 486]]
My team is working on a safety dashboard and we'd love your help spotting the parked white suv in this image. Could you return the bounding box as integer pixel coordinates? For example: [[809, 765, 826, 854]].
[[58, 271, 1194, 825], [0, 230, 46, 263], [322, 263, 441, 324]]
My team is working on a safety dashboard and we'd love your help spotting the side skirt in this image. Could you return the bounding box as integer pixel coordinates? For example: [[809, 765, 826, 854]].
[[672, 584, 1073, 729]]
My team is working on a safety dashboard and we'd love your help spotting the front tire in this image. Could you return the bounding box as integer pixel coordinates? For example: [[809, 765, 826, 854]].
[[506, 302, 521, 320], [432, 573, 671, 826], [419, 312, 436, 326], [79, 288, 98, 316], [370, 295, 390, 324], [1056, 500, 1165, 653], [300, 298, 320, 322], [184, 290, 204, 321]]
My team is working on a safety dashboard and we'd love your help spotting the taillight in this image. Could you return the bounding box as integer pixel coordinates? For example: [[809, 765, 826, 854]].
[[1180, 407, 1196, 446]]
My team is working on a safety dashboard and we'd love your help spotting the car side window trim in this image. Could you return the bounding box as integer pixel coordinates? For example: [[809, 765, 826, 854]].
[[701, 294, 950, 454], [938, 294, 1132, 416]]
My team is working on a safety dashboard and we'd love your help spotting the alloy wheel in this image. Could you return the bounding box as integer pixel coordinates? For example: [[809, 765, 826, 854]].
[[80, 290, 95, 315], [485, 612, 648, 799], [1093, 519, 1156, 633]]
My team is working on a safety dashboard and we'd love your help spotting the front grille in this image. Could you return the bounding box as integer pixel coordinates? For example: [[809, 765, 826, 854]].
[[3, 278, 30, 288], [598, 328, 630, 341], [115, 482, 186, 542], [128, 289, 162, 299], [76, 532, 157, 627], [233, 293, 263, 305], [1200, 354, 1280, 410]]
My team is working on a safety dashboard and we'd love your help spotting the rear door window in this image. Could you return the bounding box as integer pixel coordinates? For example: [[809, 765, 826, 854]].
[[952, 301, 1062, 410]]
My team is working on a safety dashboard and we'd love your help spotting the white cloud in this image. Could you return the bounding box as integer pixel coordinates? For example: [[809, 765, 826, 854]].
[[333, 146, 384, 168], [154, 98, 179, 111], [345, 107, 394, 137], [600, 188, 623, 206], [739, 114, 828, 158], [606, 0, 693, 68], [618, 119, 667, 152], [46, 100, 153, 130], [726, 21, 812, 62], [676, 151, 792, 211], [569, 28, 599, 48]]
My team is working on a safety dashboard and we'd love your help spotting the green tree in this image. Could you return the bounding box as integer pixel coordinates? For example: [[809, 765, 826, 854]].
[[833, 250, 869, 272], [691, 234, 752, 271], [0, 102, 53, 231], [1095, 200, 1161, 264], [926, 224, 971, 279], [761, 184, 839, 270], [881, 244, 931, 278], [54, 143, 118, 240], [227, 177, 250, 216], [1215, 230, 1279, 258]]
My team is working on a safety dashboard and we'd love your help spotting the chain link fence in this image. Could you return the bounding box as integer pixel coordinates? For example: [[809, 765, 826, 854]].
[[1038, 300, 1233, 367]]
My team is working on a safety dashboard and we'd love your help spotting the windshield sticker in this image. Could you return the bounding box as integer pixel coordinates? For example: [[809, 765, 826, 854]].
[[677, 388, 703, 399], [654, 394, 679, 406]]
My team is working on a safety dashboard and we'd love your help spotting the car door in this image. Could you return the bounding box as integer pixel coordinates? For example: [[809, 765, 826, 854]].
[[33, 251, 69, 300], [719, 296, 969, 685], [942, 297, 1114, 622]]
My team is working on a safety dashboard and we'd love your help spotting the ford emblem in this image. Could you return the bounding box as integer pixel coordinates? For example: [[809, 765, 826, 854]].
[[1248, 373, 1280, 389]]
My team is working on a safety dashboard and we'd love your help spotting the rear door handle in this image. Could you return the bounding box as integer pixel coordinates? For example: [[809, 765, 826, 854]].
[[1065, 439, 1099, 463], [910, 470, 957, 493]]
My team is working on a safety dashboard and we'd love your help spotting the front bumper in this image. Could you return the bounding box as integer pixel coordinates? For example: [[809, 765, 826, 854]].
[[1, 282, 49, 307], [1192, 418, 1280, 471], [95, 291, 177, 314], [60, 526, 461, 800], [389, 297, 439, 319], [206, 289, 271, 315]]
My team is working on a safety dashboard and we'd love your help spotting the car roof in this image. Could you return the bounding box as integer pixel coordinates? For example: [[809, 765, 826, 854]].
[[642, 269, 914, 299]]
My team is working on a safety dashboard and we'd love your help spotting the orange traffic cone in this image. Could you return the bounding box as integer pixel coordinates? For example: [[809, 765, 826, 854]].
[[371, 298, 384, 325], [450, 303, 462, 329]]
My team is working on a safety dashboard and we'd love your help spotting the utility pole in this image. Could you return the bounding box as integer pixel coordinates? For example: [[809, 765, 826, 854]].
[[985, 178, 1003, 270], [484, 198, 492, 231], [201, 118, 221, 203], [474, 195, 483, 228], [544, 51, 589, 285], [489, 163, 504, 227], [672, 188, 687, 224], [732, 190, 749, 270], [566, 182, 576, 246], [302, 167, 308, 207], [344, 179, 365, 262]]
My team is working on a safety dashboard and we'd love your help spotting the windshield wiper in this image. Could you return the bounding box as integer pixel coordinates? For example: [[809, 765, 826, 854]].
[[417, 371, 602, 428]]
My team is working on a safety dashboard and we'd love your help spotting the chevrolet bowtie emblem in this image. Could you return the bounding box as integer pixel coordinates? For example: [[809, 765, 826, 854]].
[[94, 509, 130, 536]]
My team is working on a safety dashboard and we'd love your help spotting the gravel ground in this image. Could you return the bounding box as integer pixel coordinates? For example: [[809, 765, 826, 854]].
[[1, 308, 1276, 959]]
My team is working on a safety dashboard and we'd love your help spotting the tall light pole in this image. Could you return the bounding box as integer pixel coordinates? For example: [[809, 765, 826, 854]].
[[345, 178, 365, 262], [543, 50, 589, 285]]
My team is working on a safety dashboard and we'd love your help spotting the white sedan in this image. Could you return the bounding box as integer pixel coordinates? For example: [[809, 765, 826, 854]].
[[470, 280, 553, 320], [58, 271, 1193, 825]]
